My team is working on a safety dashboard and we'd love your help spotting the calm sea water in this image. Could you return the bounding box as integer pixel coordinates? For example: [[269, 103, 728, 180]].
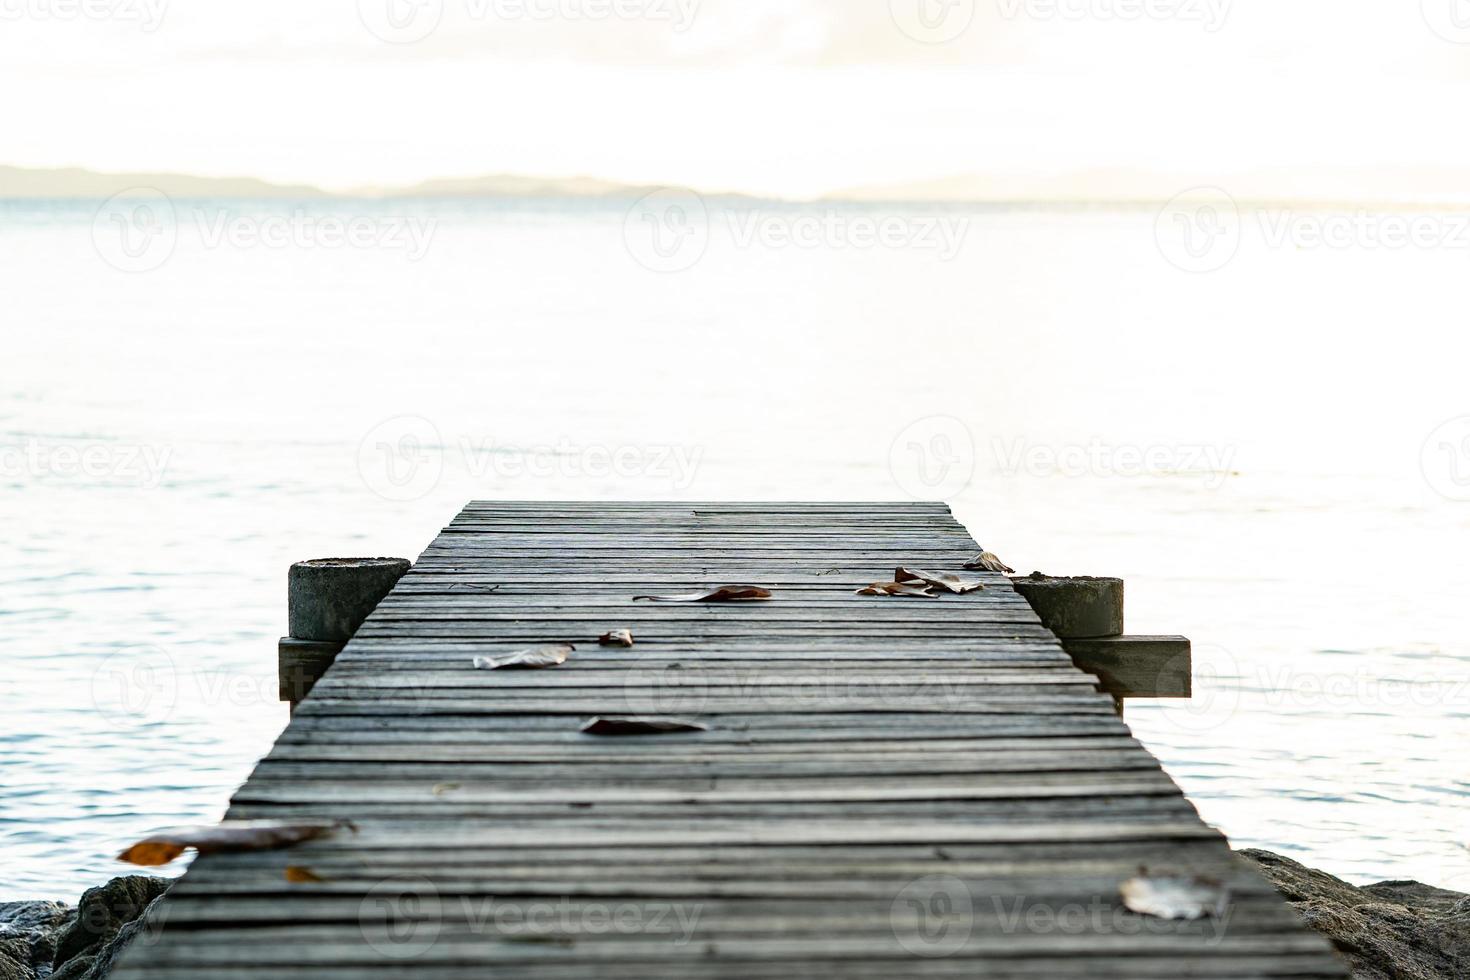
[[3, 196, 1468, 899]]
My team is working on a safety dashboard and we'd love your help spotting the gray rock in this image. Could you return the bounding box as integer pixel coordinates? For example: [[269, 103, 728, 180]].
[[50, 896, 165, 980], [49, 876, 168, 974], [0, 938, 33, 980], [1241, 849, 1470, 980], [0, 901, 75, 979]]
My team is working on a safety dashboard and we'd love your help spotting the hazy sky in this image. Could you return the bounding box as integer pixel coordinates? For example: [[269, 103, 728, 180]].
[[4, 0, 1470, 195]]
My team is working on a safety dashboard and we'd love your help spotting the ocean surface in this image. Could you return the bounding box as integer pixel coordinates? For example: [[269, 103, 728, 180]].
[[3, 195, 1468, 899]]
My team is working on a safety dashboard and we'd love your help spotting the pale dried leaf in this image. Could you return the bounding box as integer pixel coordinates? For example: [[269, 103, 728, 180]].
[[432, 782, 461, 797], [895, 567, 985, 594], [118, 820, 349, 866], [855, 581, 938, 598], [634, 586, 772, 603], [964, 550, 1015, 574], [598, 629, 635, 647], [1119, 871, 1230, 920], [473, 644, 574, 670], [581, 716, 709, 736]]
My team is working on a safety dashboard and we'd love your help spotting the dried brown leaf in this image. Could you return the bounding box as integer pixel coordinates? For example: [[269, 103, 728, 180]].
[[581, 716, 709, 736], [1119, 871, 1230, 920], [964, 550, 1015, 574], [473, 644, 574, 670], [895, 567, 985, 594], [633, 586, 772, 603], [598, 629, 635, 648], [118, 821, 348, 866], [284, 865, 327, 884], [855, 581, 938, 598]]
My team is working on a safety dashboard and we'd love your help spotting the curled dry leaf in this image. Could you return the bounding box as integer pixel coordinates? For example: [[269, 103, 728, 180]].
[[856, 581, 938, 598], [633, 586, 772, 603], [473, 644, 574, 671], [118, 820, 349, 867], [581, 716, 709, 736], [1119, 871, 1230, 920], [895, 567, 985, 595], [964, 550, 1015, 574], [284, 865, 327, 884], [598, 629, 635, 648]]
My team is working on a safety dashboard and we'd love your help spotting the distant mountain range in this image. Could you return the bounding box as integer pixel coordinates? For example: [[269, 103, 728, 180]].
[[0, 166, 677, 200], [4, 164, 1469, 206]]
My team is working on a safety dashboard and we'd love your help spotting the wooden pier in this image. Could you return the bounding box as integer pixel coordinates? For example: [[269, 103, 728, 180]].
[[115, 501, 1346, 978]]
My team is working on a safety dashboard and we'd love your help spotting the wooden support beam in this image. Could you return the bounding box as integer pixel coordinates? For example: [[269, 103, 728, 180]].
[[1062, 635, 1193, 700], [277, 637, 345, 706]]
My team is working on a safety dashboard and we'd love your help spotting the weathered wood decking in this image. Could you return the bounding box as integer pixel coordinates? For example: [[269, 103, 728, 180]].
[[116, 502, 1346, 978]]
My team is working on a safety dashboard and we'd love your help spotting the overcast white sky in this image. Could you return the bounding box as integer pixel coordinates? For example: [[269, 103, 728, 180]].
[[4, 0, 1470, 196]]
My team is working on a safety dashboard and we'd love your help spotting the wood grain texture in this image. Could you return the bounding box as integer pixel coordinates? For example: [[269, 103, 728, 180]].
[[115, 502, 1346, 979]]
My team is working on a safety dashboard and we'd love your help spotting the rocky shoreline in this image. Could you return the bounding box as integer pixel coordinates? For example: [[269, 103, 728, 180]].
[[3, 854, 1465, 978], [0, 877, 168, 980], [1240, 850, 1469, 980]]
